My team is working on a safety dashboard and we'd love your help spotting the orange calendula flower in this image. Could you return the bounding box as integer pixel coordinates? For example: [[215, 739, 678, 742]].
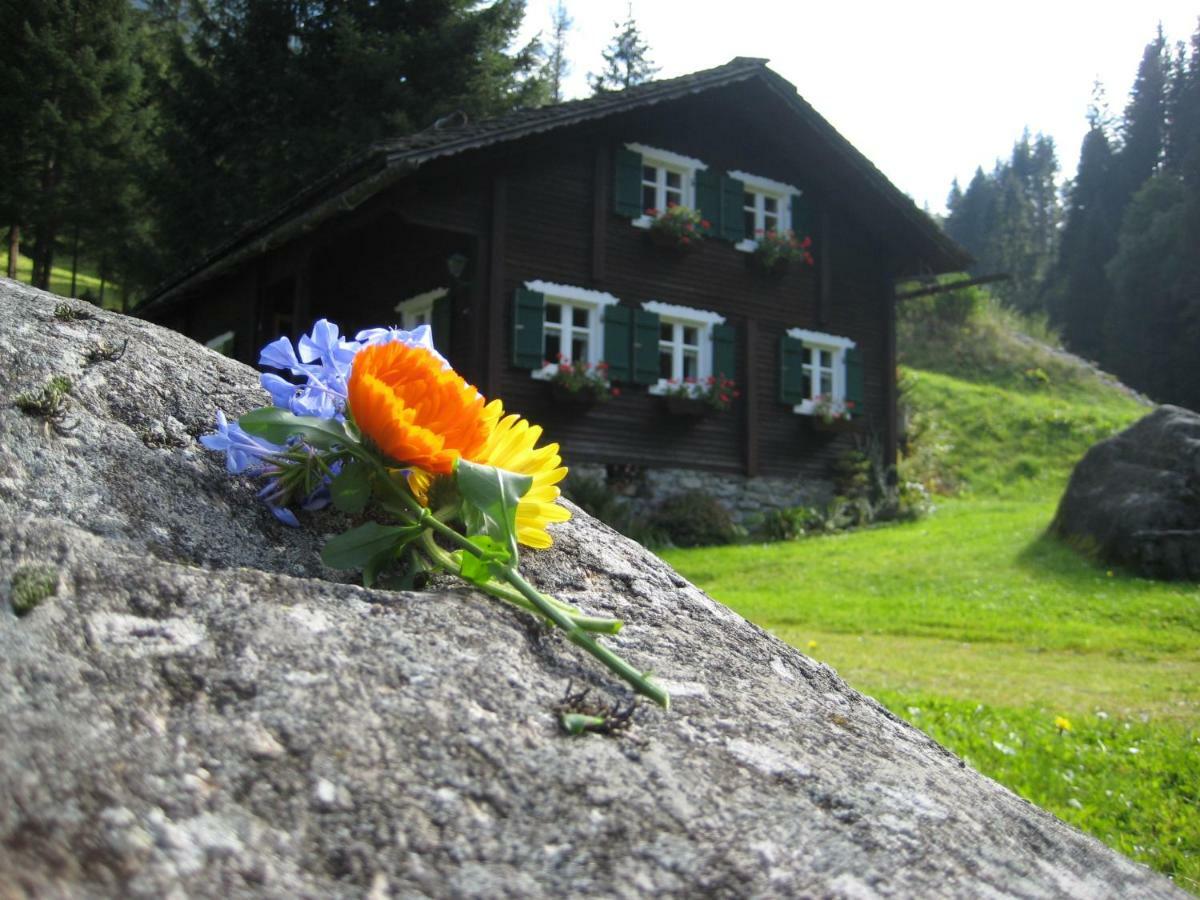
[[347, 341, 491, 475], [408, 399, 570, 548]]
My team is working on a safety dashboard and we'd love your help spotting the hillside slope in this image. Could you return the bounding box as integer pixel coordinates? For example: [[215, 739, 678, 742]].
[[896, 294, 1150, 499]]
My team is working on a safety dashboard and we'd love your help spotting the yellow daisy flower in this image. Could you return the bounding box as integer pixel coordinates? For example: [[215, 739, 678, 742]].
[[408, 400, 570, 549]]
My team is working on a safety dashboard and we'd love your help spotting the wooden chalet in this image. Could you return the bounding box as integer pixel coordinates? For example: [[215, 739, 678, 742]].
[[139, 57, 969, 497]]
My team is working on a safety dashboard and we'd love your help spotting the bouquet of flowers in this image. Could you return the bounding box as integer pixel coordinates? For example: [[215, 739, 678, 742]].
[[646, 203, 709, 248], [753, 229, 814, 270], [202, 320, 667, 709], [663, 375, 740, 412], [547, 356, 613, 402]]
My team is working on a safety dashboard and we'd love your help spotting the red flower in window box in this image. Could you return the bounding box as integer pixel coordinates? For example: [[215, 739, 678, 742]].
[[646, 204, 706, 251]]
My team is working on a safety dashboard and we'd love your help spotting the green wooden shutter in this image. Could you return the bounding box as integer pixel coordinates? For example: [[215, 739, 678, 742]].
[[695, 169, 721, 237], [711, 323, 736, 381], [790, 193, 815, 239], [779, 335, 807, 404], [603, 304, 632, 382], [431, 293, 452, 357], [614, 148, 643, 217], [844, 346, 864, 415], [720, 175, 746, 242], [632, 308, 660, 385], [512, 288, 544, 369]]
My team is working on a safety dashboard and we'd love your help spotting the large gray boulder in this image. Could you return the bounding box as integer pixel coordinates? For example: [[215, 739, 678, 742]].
[[0, 278, 1187, 898], [1052, 405, 1200, 580]]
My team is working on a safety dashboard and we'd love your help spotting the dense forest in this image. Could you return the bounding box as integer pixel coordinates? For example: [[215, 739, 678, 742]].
[[2, 4, 1195, 411], [944, 24, 1200, 412], [0, 0, 663, 301]]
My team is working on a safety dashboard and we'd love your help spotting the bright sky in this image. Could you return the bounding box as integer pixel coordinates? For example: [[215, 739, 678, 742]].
[[518, 1, 1199, 214]]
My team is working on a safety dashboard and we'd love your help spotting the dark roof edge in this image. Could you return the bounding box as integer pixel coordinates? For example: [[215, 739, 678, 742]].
[[137, 59, 769, 313], [754, 70, 971, 272], [136, 153, 393, 315], [139, 56, 968, 312]]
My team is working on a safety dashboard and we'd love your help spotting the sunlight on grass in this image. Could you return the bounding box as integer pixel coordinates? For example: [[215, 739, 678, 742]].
[[876, 693, 1200, 892], [1, 248, 119, 306], [662, 496, 1200, 889], [662, 500, 1200, 656], [787, 630, 1197, 723]]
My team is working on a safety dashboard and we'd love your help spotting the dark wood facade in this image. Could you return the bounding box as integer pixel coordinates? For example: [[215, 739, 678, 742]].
[[143, 62, 967, 483]]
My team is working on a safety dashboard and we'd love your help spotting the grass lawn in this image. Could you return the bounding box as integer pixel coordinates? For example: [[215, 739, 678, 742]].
[[1, 248, 121, 307], [659, 349, 1199, 890], [662, 499, 1200, 890]]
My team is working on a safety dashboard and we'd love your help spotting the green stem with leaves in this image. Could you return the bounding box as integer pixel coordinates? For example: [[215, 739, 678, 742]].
[[365, 456, 668, 708]]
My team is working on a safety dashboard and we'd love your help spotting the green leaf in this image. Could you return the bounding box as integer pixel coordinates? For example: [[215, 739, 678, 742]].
[[457, 534, 511, 585], [239, 407, 352, 451], [455, 458, 532, 567], [321, 521, 422, 573], [330, 461, 371, 513]]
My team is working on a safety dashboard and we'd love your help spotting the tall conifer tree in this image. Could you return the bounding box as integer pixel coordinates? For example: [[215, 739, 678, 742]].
[[589, 4, 658, 94]]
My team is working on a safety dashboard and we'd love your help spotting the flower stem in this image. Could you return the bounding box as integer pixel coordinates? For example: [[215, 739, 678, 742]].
[[364, 455, 665, 706], [416, 532, 620, 634]]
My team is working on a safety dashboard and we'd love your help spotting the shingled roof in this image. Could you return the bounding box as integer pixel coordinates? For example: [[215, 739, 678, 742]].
[[140, 57, 969, 312]]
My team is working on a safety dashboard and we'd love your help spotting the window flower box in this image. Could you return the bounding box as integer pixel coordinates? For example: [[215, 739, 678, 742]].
[[659, 375, 739, 417], [749, 229, 813, 275], [645, 204, 708, 253], [664, 394, 710, 417], [544, 358, 613, 407], [812, 415, 858, 434]]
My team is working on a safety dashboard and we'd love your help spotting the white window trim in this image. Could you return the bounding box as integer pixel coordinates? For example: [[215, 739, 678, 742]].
[[642, 300, 726, 395], [526, 280, 621, 381], [626, 143, 708, 230], [729, 169, 803, 253], [205, 330, 235, 354], [394, 287, 447, 329], [786, 327, 856, 416]]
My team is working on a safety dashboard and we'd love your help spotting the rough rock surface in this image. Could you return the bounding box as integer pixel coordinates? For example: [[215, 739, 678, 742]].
[[1052, 405, 1200, 580], [0, 278, 1187, 898]]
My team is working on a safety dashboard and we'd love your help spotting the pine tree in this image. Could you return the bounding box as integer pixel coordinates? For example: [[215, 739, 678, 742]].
[[0, 0, 147, 292], [1113, 29, 1169, 205], [539, 1, 573, 104], [153, 0, 541, 279], [589, 4, 658, 95], [1045, 124, 1117, 359]]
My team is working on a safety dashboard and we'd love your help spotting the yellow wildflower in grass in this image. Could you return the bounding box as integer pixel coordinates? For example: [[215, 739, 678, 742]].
[[1055, 715, 1072, 732], [807, 639, 819, 651]]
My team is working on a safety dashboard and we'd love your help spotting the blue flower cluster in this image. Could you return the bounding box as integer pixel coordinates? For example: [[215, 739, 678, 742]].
[[201, 319, 441, 526]]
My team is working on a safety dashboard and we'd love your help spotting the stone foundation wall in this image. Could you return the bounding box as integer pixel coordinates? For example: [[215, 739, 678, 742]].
[[565, 461, 833, 527]]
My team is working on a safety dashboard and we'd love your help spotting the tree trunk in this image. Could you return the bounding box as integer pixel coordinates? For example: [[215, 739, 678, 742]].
[[69, 224, 80, 297], [6, 226, 17, 279]]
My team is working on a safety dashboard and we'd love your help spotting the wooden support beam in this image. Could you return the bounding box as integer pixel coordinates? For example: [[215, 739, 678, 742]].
[[485, 176, 507, 398], [884, 279, 898, 470], [591, 147, 608, 284], [744, 319, 759, 477], [818, 210, 832, 326], [894, 272, 1008, 301]]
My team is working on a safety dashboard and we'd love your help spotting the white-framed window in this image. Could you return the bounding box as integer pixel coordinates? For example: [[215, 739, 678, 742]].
[[788, 327, 856, 415], [627, 143, 707, 229], [394, 287, 447, 330], [205, 330, 235, 357], [526, 280, 621, 380], [642, 300, 726, 394], [729, 170, 802, 252]]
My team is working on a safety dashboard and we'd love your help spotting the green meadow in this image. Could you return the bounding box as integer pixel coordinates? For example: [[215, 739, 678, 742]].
[[661, 303, 1200, 891], [1, 249, 120, 307]]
